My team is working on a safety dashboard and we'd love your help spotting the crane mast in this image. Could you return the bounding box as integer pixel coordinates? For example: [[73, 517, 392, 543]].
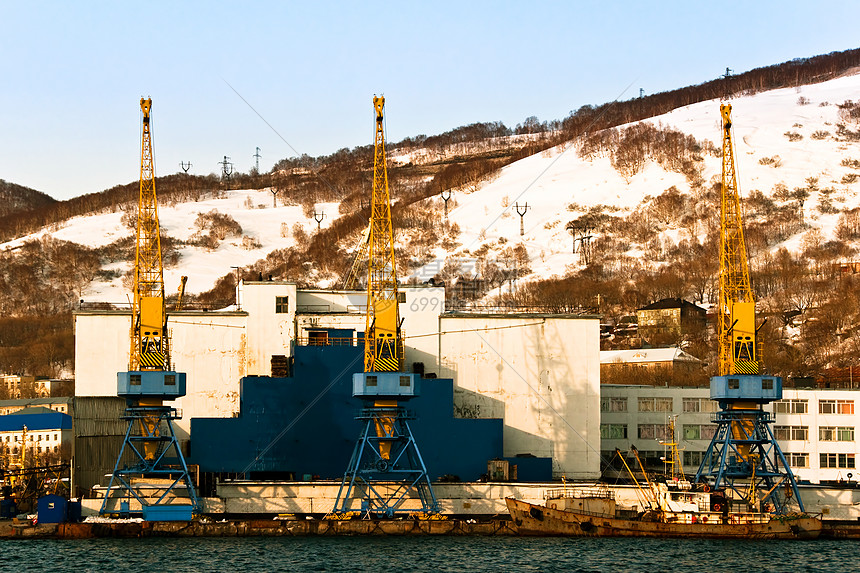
[[333, 97, 439, 517], [717, 103, 758, 376], [695, 102, 804, 515], [365, 96, 402, 373], [131, 97, 169, 372], [100, 98, 199, 519]]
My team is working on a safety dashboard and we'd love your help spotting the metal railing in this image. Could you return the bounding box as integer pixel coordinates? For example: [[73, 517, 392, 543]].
[[545, 486, 614, 500], [295, 337, 360, 347]]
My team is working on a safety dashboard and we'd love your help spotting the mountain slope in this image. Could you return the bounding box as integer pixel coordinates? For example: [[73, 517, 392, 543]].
[[0, 180, 57, 218]]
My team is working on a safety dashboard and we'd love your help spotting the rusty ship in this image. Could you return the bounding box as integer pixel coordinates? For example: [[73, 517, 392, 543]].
[[506, 480, 822, 539]]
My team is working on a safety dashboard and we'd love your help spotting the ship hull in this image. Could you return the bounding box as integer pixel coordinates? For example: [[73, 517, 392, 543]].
[[505, 498, 821, 539]]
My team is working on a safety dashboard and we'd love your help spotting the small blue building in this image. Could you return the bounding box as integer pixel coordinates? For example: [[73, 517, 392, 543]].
[[0, 409, 72, 459]]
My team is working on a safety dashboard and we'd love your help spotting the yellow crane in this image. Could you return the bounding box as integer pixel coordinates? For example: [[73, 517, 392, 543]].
[[694, 101, 805, 514], [717, 102, 758, 376], [364, 95, 402, 374], [100, 98, 199, 518], [333, 97, 439, 517], [131, 97, 170, 372]]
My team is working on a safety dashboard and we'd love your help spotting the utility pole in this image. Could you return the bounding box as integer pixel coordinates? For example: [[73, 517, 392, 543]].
[[566, 225, 576, 253], [566, 222, 594, 265], [220, 156, 234, 182], [514, 202, 530, 237], [180, 161, 192, 174], [576, 227, 594, 265], [254, 147, 262, 173], [440, 188, 451, 226], [723, 67, 734, 101], [313, 211, 326, 230]]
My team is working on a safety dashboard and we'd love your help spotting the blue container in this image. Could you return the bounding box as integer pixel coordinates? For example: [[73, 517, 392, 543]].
[[0, 499, 16, 518], [37, 494, 68, 524], [67, 499, 82, 523]]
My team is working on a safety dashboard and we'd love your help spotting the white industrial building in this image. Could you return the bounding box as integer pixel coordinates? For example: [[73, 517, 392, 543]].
[[74, 281, 602, 480], [600, 384, 860, 485], [439, 314, 601, 479]]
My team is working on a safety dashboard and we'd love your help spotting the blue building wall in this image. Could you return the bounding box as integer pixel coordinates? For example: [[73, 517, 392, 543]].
[[191, 343, 551, 481]]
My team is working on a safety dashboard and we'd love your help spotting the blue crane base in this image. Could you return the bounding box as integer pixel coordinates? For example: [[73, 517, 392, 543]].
[[695, 406, 805, 515], [333, 406, 440, 517], [99, 405, 200, 519]]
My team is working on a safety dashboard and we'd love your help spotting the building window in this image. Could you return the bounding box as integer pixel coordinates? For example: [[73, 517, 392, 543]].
[[638, 397, 673, 412], [601, 397, 628, 413], [819, 426, 854, 442], [819, 400, 854, 415], [600, 424, 628, 439], [683, 398, 719, 413], [820, 453, 856, 469], [786, 452, 809, 468], [638, 424, 671, 440], [774, 399, 808, 414], [308, 331, 329, 346], [275, 296, 289, 314], [774, 425, 809, 441], [683, 450, 704, 468], [683, 424, 717, 441]]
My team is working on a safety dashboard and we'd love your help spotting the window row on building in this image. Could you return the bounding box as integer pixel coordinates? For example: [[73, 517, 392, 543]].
[[606, 396, 859, 415], [773, 425, 856, 442], [600, 423, 717, 441], [600, 397, 722, 414], [2, 433, 60, 442], [773, 398, 855, 415], [786, 452, 856, 469]]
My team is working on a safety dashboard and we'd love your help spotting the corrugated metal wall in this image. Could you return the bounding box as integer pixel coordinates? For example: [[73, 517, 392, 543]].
[[72, 396, 130, 497]]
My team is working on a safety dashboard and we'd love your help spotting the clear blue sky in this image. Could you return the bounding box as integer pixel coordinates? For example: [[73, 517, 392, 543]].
[[2, 0, 858, 200]]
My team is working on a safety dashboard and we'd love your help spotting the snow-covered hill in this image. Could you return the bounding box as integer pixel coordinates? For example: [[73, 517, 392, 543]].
[[431, 73, 860, 284], [3, 72, 860, 302], [0, 191, 340, 302]]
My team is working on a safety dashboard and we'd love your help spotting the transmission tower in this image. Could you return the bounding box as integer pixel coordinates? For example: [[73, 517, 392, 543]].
[[313, 211, 326, 230], [220, 156, 234, 181], [514, 202, 530, 237]]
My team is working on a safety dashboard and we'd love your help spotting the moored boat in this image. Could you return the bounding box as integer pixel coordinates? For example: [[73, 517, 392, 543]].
[[505, 482, 822, 539]]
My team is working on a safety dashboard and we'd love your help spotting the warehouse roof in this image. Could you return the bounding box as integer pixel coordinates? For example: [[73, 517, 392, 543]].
[[0, 411, 72, 432], [600, 347, 703, 365]]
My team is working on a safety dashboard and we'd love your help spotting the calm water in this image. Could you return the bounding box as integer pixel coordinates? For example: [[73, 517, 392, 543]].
[[0, 536, 856, 572]]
